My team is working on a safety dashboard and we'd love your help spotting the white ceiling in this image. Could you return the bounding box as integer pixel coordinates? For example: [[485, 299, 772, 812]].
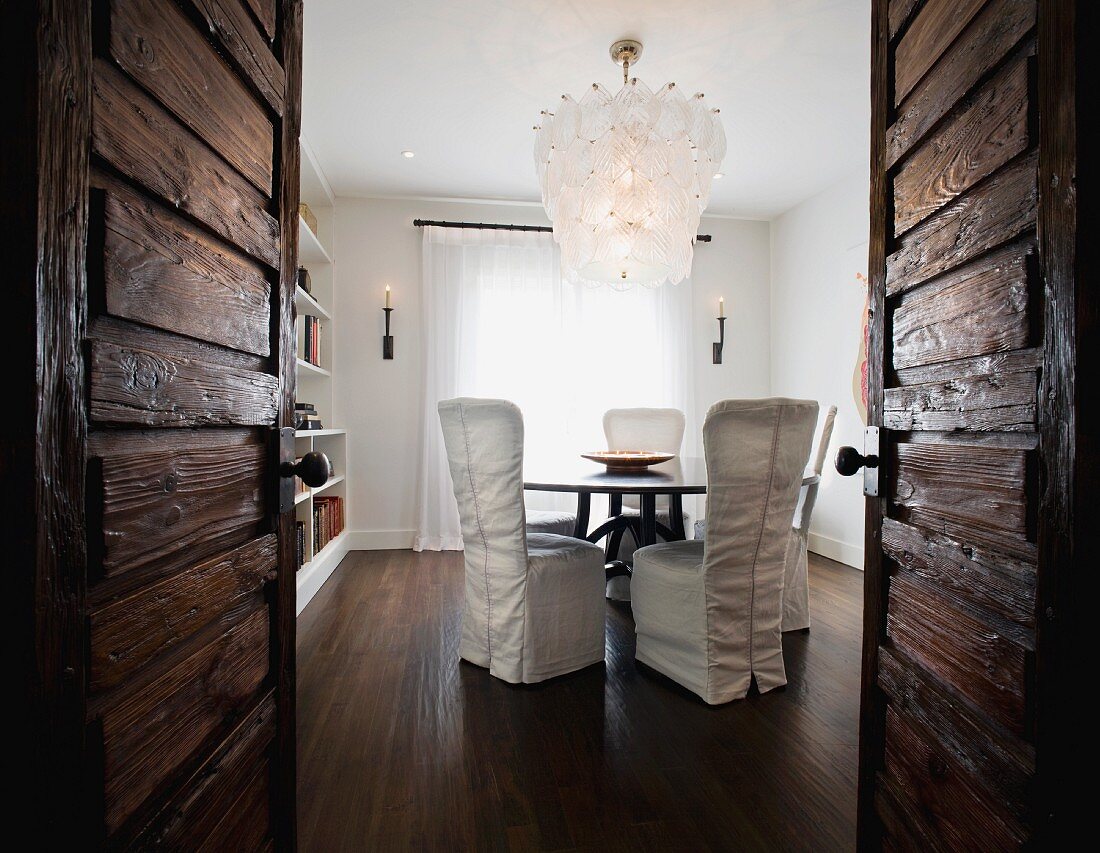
[[301, 0, 870, 219]]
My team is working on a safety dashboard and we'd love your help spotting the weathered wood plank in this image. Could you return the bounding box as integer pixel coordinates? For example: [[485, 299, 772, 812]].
[[89, 338, 278, 427], [886, 150, 1037, 296], [99, 444, 266, 578], [883, 517, 1035, 642], [109, 0, 273, 193], [893, 346, 1039, 387], [199, 764, 272, 851], [887, 572, 1028, 735], [92, 58, 280, 268], [878, 646, 1034, 820], [88, 426, 259, 459], [188, 0, 284, 115], [888, 0, 1036, 167], [893, 441, 1032, 559], [882, 706, 1026, 848], [891, 243, 1032, 370], [894, 0, 985, 104], [901, 431, 1037, 452], [243, 0, 275, 40], [884, 368, 1036, 432], [893, 59, 1030, 235], [888, 0, 921, 40], [140, 693, 275, 850], [101, 608, 269, 831], [90, 535, 276, 692], [6, 0, 91, 845], [97, 179, 272, 356]]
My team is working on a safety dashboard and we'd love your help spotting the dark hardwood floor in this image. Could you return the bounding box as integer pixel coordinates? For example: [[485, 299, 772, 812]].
[[297, 550, 862, 852]]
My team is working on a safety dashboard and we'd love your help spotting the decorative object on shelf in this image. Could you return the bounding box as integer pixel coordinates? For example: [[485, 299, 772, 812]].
[[534, 38, 726, 288], [295, 402, 324, 430], [581, 450, 674, 471], [299, 202, 318, 235], [713, 297, 726, 364], [383, 285, 394, 360], [297, 266, 312, 294]]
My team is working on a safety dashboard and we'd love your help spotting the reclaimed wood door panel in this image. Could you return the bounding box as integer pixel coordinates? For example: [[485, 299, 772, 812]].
[[9, 0, 301, 847], [188, 0, 286, 115], [107, 0, 274, 193], [96, 177, 273, 356], [100, 607, 270, 832], [888, 0, 1036, 168], [890, 242, 1033, 371], [99, 443, 267, 579], [861, 0, 1084, 847], [90, 535, 277, 692], [92, 58, 280, 267]]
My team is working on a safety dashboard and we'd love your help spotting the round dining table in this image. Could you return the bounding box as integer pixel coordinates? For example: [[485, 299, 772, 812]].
[[524, 455, 820, 550]]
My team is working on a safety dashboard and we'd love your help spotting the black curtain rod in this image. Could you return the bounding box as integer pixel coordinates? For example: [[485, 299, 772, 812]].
[[413, 219, 712, 242]]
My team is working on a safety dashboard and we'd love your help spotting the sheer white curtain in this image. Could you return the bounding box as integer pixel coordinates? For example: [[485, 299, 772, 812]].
[[415, 225, 695, 551]]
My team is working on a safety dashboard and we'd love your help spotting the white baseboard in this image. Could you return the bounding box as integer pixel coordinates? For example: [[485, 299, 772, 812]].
[[296, 531, 351, 616], [808, 531, 864, 570], [345, 529, 417, 551]]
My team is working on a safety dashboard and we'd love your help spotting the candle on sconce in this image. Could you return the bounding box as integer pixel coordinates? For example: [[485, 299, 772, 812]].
[[385, 284, 391, 309], [719, 296, 725, 318]]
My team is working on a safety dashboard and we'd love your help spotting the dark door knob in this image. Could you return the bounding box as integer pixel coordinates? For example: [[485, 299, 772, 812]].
[[281, 450, 330, 488], [835, 446, 879, 477]]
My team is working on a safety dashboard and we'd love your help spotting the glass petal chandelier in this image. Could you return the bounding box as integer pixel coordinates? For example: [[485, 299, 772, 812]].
[[534, 39, 726, 288]]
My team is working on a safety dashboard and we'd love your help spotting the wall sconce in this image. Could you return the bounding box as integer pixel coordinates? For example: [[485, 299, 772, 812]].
[[712, 297, 726, 364], [382, 285, 394, 360]]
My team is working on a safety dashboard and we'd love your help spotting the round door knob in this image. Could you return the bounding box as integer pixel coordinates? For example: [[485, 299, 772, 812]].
[[282, 450, 330, 488], [834, 446, 879, 477]]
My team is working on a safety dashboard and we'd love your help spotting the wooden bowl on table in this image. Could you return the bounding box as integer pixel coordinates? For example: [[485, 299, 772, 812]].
[[581, 451, 675, 472]]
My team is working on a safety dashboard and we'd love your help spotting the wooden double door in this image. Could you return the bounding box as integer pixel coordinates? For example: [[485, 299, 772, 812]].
[[9, 0, 303, 848], [855, 0, 1092, 847]]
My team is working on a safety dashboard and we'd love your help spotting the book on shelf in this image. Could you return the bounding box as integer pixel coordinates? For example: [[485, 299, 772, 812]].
[[312, 495, 345, 555], [294, 402, 324, 430], [296, 520, 305, 570], [298, 315, 322, 368]]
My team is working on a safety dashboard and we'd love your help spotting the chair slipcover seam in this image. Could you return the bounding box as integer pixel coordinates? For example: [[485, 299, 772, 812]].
[[458, 402, 494, 664], [746, 406, 783, 677]]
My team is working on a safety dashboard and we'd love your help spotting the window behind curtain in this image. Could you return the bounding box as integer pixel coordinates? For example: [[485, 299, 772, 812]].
[[416, 225, 695, 550]]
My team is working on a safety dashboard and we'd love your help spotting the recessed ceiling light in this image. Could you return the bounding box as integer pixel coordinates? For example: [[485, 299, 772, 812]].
[[714, 172, 725, 179], [401, 150, 415, 158]]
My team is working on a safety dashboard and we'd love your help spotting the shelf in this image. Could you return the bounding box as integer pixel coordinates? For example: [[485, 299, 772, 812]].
[[294, 488, 311, 506], [295, 285, 331, 320], [299, 215, 333, 265], [295, 427, 347, 438], [312, 474, 345, 496], [296, 358, 330, 377], [300, 529, 348, 574]]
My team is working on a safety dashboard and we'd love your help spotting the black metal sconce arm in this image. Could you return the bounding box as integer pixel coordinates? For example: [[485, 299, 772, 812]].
[[712, 316, 726, 364], [383, 307, 394, 360]]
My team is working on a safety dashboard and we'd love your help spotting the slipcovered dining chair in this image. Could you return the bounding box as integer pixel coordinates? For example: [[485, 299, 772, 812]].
[[438, 397, 606, 684], [631, 398, 818, 704], [691, 404, 837, 632], [782, 405, 837, 631]]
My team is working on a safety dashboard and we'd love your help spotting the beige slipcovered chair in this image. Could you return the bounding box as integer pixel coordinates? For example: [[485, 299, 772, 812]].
[[782, 405, 837, 631], [631, 398, 818, 704], [438, 398, 606, 683]]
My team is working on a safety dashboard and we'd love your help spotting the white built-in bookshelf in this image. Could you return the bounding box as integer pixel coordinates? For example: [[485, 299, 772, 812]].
[[295, 137, 349, 615]]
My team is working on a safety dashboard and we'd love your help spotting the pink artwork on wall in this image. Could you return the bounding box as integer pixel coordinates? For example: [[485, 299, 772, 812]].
[[852, 271, 869, 425]]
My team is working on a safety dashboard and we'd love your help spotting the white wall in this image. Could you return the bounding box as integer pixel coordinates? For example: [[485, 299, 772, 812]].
[[770, 169, 869, 568], [332, 197, 773, 547]]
